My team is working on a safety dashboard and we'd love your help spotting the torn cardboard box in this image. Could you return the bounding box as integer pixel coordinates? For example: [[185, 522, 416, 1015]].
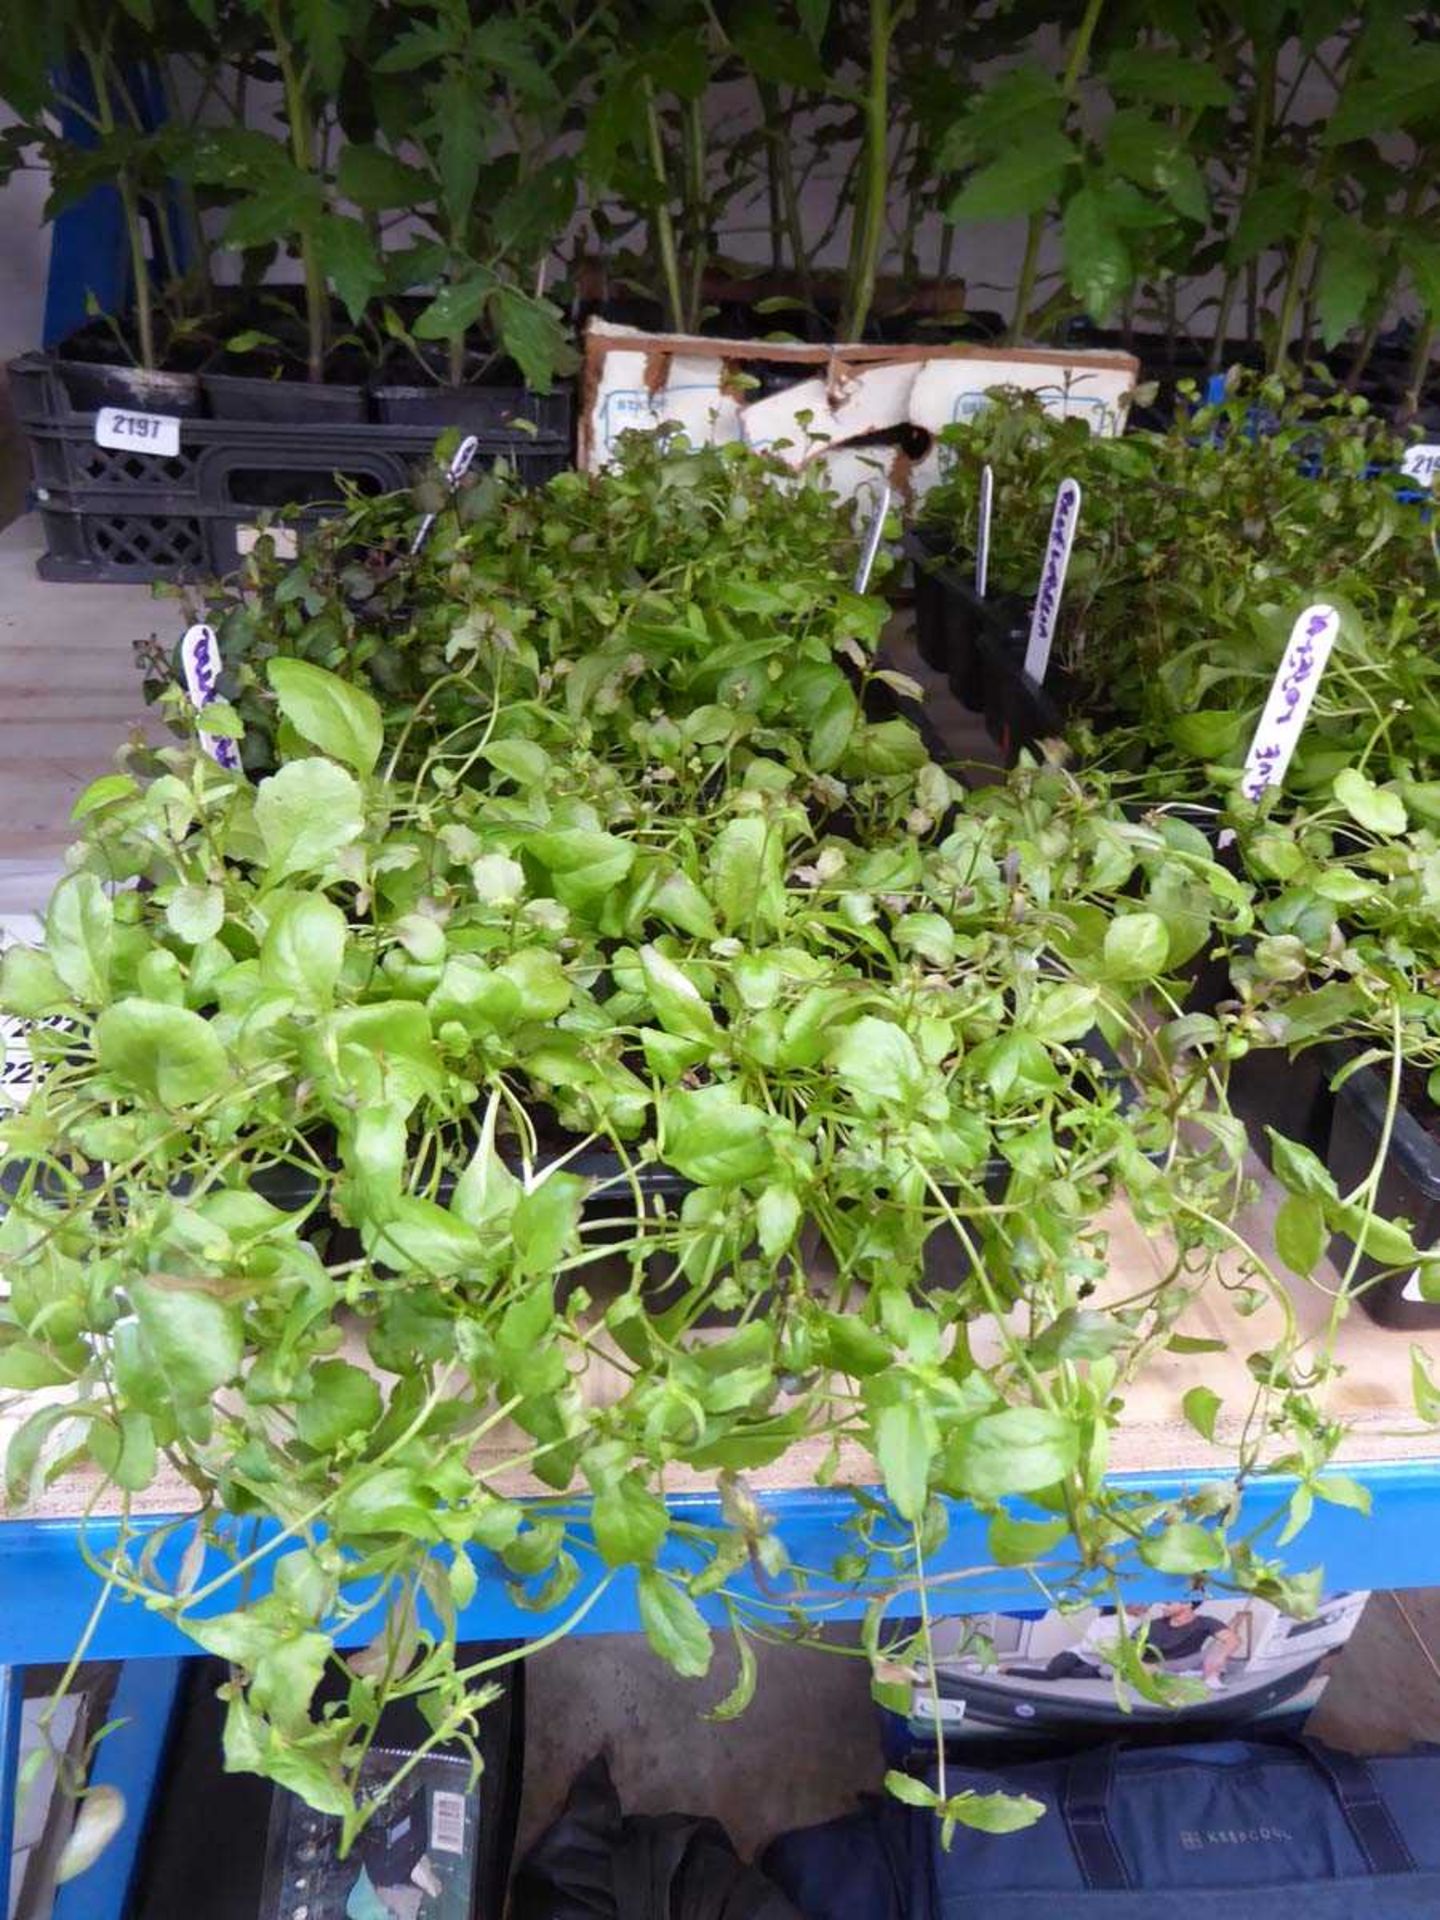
[[580, 321, 1139, 508]]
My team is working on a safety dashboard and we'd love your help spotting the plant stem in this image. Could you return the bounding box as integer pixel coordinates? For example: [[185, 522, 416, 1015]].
[[642, 77, 686, 333], [1270, 201, 1314, 374], [758, 80, 815, 316], [683, 95, 708, 332], [839, 0, 893, 343], [1211, 42, 1275, 368], [1400, 312, 1436, 421], [83, 44, 155, 370], [1009, 0, 1104, 345], [270, 4, 327, 381]]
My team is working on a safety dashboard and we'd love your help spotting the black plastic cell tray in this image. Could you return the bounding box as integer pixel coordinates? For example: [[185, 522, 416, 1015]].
[[1324, 1044, 1440, 1332], [905, 527, 1066, 760]]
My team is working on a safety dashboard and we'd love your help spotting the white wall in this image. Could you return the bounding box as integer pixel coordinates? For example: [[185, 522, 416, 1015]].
[[0, 108, 51, 362]]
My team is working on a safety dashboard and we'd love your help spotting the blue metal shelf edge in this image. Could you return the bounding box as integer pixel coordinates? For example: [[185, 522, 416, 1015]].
[[3, 1461, 1436, 1667]]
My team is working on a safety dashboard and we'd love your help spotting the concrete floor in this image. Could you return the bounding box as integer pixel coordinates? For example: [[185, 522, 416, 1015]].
[[0, 515, 168, 918], [3, 490, 1440, 1877], [517, 1629, 886, 1864]]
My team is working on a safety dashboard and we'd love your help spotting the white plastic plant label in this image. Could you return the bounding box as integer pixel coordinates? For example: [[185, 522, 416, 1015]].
[[853, 481, 891, 593], [411, 433, 481, 554], [1237, 604, 1341, 803], [1401, 443, 1440, 485], [975, 463, 993, 600], [94, 406, 181, 459], [1023, 477, 1082, 684], [179, 623, 241, 771]]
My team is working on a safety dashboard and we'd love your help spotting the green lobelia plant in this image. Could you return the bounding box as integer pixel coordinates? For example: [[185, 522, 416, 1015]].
[[921, 375, 1440, 749], [0, 616, 1402, 1847]]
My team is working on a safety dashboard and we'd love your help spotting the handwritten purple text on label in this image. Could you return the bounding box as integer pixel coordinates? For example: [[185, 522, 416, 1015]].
[[1023, 477, 1082, 684], [1238, 604, 1341, 803], [179, 623, 241, 771]]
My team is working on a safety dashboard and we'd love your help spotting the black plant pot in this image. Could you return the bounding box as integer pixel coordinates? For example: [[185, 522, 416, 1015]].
[[52, 357, 205, 419], [372, 380, 572, 439], [1186, 954, 1338, 1170], [1324, 1046, 1440, 1332], [202, 369, 368, 424]]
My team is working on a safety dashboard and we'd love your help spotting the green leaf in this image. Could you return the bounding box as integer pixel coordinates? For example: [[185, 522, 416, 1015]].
[[530, 828, 636, 910], [254, 760, 366, 879], [707, 817, 783, 934], [336, 143, 428, 210], [946, 130, 1076, 223], [987, 1513, 1070, 1566], [1181, 1385, 1221, 1442], [260, 893, 347, 1007], [267, 659, 383, 776], [1265, 1130, 1338, 1202], [639, 944, 719, 1045], [946, 1408, 1079, 1499], [638, 1570, 712, 1678], [295, 1360, 382, 1451], [943, 1790, 1047, 1835], [1106, 47, 1233, 106], [222, 172, 326, 249], [1315, 216, 1382, 348], [130, 1275, 243, 1403], [512, 1173, 587, 1275], [360, 1195, 486, 1277], [294, 0, 347, 91], [1102, 911, 1170, 980], [414, 269, 499, 343], [0, 1345, 75, 1389], [592, 1475, 669, 1567], [1414, 1346, 1440, 1424], [491, 285, 576, 394], [1227, 178, 1306, 268], [1139, 1521, 1226, 1574], [663, 1085, 771, 1187], [0, 946, 65, 1017], [1062, 186, 1132, 323], [883, 1769, 939, 1809], [1333, 767, 1408, 837], [1314, 1473, 1371, 1515], [95, 999, 228, 1107], [45, 872, 113, 1003], [55, 1787, 126, 1886], [1029, 982, 1099, 1044], [71, 773, 138, 820], [165, 886, 225, 946], [830, 1016, 925, 1109], [705, 1629, 757, 1722], [1275, 1191, 1327, 1278], [875, 1400, 933, 1521], [332, 1465, 439, 1540], [1029, 1309, 1130, 1369], [756, 1184, 802, 1258]]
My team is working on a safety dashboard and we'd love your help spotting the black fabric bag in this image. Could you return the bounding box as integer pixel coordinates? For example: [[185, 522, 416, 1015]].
[[512, 1753, 800, 1920]]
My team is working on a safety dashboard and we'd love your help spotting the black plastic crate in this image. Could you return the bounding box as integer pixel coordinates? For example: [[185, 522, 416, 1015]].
[[8, 349, 572, 583], [34, 495, 211, 582], [1324, 1046, 1440, 1332]]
